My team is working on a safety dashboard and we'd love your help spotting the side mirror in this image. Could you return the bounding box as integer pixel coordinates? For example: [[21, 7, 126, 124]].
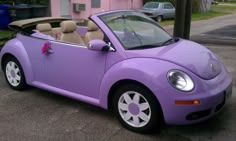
[[88, 39, 114, 51]]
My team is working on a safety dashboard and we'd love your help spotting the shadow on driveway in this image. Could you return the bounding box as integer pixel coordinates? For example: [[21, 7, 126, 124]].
[[191, 25, 236, 46]]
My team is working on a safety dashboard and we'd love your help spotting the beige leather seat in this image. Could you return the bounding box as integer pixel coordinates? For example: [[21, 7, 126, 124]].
[[60, 21, 84, 44], [84, 20, 104, 45], [36, 23, 53, 36]]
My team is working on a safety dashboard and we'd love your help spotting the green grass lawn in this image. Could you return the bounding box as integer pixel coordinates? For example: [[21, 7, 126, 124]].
[[211, 4, 236, 12], [0, 30, 14, 39], [224, 1, 236, 4], [0, 30, 14, 47], [161, 11, 228, 26], [160, 4, 236, 26], [0, 40, 5, 47]]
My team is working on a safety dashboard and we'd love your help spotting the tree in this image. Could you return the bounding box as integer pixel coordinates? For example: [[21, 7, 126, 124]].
[[192, 0, 211, 13]]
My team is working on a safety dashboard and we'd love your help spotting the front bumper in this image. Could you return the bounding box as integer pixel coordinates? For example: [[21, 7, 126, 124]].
[[185, 82, 232, 121], [160, 79, 233, 125]]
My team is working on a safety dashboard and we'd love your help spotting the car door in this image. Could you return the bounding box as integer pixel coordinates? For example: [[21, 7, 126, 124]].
[[163, 3, 175, 19], [18, 34, 47, 83], [168, 3, 175, 18], [43, 41, 107, 99]]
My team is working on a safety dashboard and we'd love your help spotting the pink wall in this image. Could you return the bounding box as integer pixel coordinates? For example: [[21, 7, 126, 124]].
[[110, 0, 143, 10], [71, 0, 109, 19], [132, 0, 143, 9], [50, 0, 61, 17], [50, 0, 143, 19], [110, 0, 129, 10]]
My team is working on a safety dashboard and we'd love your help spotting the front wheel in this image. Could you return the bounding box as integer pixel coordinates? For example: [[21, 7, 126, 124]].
[[113, 84, 162, 133], [3, 56, 27, 90]]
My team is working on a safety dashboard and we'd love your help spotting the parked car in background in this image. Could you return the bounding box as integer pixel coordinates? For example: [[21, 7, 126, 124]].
[[140, 2, 175, 22], [211, 0, 219, 5]]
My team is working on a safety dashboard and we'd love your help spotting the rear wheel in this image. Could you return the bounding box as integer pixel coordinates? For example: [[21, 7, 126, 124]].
[[156, 15, 163, 23], [113, 84, 162, 133], [3, 56, 27, 90]]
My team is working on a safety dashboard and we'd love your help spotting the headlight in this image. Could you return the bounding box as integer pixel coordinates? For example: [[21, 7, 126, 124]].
[[167, 70, 194, 92]]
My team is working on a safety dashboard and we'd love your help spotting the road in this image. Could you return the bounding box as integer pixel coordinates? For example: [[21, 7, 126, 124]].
[[0, 44, 235, 141], [164, 13, 236, 37]]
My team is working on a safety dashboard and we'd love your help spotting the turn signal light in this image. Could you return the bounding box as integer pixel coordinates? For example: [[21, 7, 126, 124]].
[[175, 100, 200, 105]]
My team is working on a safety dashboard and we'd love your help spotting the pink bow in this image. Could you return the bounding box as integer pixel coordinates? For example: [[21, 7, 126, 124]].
[[42, 42, 51, 54]]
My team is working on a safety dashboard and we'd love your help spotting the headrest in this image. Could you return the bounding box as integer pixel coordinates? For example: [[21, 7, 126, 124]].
[[36, 23, 52, 32], [88, 20, 99, 31], [61, 21, 77, 33]]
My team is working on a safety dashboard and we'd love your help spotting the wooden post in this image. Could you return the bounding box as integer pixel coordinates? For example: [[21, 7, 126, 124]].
[[174, 0, 187, 38], [184, 0, 192, 39], [174, 0, 192, 39]]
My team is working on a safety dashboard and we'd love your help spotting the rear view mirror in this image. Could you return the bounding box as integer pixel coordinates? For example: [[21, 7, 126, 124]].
[[88, 39, 115, 52], [88, 39, 107, 51]]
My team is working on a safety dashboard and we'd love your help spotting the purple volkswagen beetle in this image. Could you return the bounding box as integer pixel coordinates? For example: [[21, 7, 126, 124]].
[[0, 10, 233, 133]]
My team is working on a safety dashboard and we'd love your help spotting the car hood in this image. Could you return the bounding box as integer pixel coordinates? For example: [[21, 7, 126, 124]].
[[125, 39, 221, 80]]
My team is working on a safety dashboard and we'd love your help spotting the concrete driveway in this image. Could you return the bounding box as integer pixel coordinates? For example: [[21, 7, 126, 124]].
[[0, 44, 235, 141]]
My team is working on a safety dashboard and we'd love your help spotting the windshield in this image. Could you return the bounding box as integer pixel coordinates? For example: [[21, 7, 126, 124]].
[[143, 2, 159, 9], [99, 11, 172, 50]]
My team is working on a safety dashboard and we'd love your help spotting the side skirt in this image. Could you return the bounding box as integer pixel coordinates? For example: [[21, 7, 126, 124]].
[[32, 81, 101, 108]]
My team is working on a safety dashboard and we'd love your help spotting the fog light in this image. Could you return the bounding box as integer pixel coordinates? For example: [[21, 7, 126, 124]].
[[175, 100, 200, 105]]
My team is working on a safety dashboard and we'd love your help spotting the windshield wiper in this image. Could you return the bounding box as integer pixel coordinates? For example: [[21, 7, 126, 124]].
[[127, 44, 159, 50], [127, 38, 179, 50], [161, 37, 179, 46]]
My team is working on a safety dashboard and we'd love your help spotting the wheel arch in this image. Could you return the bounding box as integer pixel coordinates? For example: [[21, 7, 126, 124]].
[[98, 58, 183, 124], [98, 58, 171, 110], [1, 53, 15, 70], [107, 79, 162, 113], [0, 39, 34, 84]]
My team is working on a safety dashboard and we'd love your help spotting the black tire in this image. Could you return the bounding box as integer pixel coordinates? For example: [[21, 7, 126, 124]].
[[3, 56, 27, 90], [113, 83, 163, 133], [156, 15, 163, 23]]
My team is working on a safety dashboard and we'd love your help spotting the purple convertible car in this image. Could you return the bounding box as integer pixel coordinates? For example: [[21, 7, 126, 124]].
[[0, 10, 233, 133]]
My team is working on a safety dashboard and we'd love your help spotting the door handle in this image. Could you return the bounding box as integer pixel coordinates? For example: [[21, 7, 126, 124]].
[[47, 48, 54, 54]]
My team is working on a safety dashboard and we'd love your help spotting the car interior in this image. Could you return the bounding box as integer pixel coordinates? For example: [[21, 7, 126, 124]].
[[32, 20, 105, 46], [60, 20, 84, 44], [36, 23, 53, 37], [84, 20, 104, 45]]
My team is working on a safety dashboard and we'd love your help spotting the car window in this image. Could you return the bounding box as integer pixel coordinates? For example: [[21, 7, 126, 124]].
[[143, 2, 159, 9], [29, 21, 87, 46], [99, 11, 172, 50], [164, 4, 174, 9]]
